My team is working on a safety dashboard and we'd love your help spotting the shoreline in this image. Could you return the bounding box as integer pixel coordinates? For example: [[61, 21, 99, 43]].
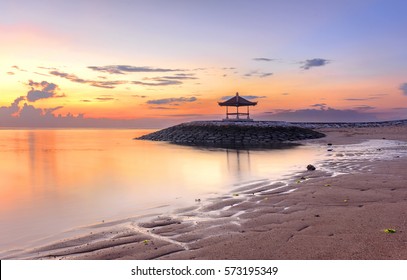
[[3, 125, 407, 259]]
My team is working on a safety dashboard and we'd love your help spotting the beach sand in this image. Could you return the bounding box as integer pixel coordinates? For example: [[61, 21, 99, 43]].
[[4, 126, 407, 260]]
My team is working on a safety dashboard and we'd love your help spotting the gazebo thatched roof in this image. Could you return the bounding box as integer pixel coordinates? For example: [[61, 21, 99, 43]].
[[218, 92, 257, 107]]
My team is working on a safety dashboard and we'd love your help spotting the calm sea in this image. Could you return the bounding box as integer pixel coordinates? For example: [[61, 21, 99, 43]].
[[0, 129, 323, 252]]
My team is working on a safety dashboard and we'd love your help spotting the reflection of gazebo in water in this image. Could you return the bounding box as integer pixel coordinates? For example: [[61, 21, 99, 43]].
[[218, 92, 257, 121], [226, 149, 251, 178]]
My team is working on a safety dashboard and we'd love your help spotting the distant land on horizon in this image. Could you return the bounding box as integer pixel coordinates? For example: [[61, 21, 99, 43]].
[[1, 113, 407, 129]]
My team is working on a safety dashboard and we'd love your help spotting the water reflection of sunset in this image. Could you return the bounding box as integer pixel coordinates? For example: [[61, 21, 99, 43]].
[[0, 129, 322, 251]]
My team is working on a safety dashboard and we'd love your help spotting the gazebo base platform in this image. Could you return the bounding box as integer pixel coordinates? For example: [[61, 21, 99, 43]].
[[222, 118, 254, 122]]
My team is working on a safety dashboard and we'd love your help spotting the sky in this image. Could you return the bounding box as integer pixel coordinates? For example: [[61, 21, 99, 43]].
[[1, 0, 407, 128]]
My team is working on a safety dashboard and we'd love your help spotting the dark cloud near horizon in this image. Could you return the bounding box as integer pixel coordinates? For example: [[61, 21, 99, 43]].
[[400, 83, 407, 95], [344, 97, 379, 101], [0, 96, 185, 129], [354, 105, 376, 111], [263, 107, 378, 122], [253, 57, 274, 62], [88, 65, 184, 75], [0, 96, 25, 116], [310, 103, 328, 110], [149, 106, 177, 110], [301, 58, 330, 70], [26, 80, 65, 102], [50, 70, 126, 89], [44, 106, 64, 114], [160, 113, 206, 117], [1, 96, 64, 123], [146, 97, 197, 105]]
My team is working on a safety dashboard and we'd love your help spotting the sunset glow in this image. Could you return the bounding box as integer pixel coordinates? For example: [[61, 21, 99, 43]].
[[1, 0, 407, 127]]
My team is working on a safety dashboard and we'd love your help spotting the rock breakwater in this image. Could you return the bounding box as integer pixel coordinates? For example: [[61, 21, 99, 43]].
[[136, 121, 325, 148]]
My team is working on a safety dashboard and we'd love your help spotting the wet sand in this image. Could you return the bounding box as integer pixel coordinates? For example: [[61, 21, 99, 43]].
[[3, 126, 407, 260]]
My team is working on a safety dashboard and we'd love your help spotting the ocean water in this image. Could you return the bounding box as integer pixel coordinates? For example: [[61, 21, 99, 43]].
[[0, 129, 326, 252]]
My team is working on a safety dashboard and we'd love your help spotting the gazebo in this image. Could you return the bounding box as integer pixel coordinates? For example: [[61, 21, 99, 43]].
[[218, 92, 257, 121]]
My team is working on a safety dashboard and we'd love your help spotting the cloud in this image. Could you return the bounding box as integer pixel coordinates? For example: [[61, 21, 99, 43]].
[[263, 107, 378, 122], [160, 113, 206, 117], [0, 96, 25, 116], [34, 72, 51, 77], [50, 69, 196, 88], [146, 97, 197, 105], [96, 97, 116, 101], [50, 71, 86, 83], [18, 103, 44, 119], [399, 83, 407, 95], [49, 70, 126, 89], [221, 95, 266, 100], [26, 80, 65, 102], [310, 103, 328, 110], [344, 97, 379, 101], [44, 106, 64, 114], [354, 105, 375, 111], [88, 65, 184, 75], [81, 99, 92, 102], [0, 96, 187, 128], [244, 95, 267, 100], [281, 92, 290, 96], [1, 96, 64, 125], [7, 72, 15, 75], [149, 106, 177, 110], [11, 65, 27, 72], [37, 66, 58, 70], [253, 57, 274, 62], [369, 93, 388, 97], [244, 71, 273, 78], [156, 73, 197, 80], [132, 74, 197, 87], [133, 79, 182, 86], [301, 58, 330, 70], [132, 95, 147, 98]]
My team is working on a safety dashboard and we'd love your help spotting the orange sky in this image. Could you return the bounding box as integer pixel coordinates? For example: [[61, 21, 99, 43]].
[[1, 1, 407, 127]]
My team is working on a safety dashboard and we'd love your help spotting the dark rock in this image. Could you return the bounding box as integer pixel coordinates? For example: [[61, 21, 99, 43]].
[[135, 121, 326, 149], [306, 164, 316, 171]]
